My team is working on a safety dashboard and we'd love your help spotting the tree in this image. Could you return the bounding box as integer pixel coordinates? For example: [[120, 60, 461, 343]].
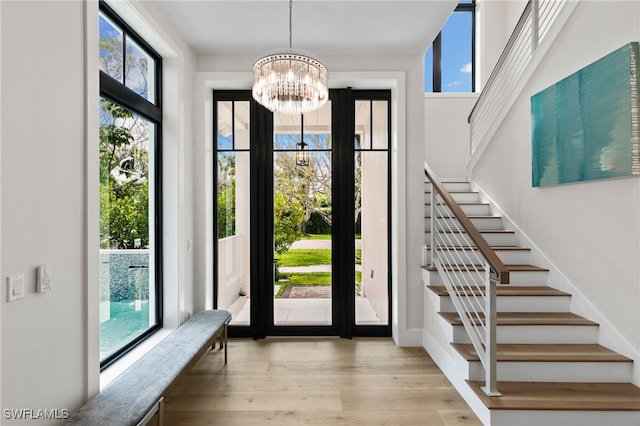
[[99, 99, 150, 249], [274, 134, 332, 235], [274, 192, 305, 255]]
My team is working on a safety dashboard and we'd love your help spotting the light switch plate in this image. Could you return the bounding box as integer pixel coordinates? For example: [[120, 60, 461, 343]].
[[7, 274, 25, 302]]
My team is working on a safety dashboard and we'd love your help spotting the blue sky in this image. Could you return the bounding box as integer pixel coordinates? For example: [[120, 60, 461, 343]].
[[424, 10, 473, 92]]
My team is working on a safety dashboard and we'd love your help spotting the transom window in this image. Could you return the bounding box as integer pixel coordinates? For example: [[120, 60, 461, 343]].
[[425, 1, 476, 92]]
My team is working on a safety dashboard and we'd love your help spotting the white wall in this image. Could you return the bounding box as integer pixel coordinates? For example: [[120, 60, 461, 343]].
[[1, 0, 196, 419], [476, 0, 527, 89], [424, 94, 478, 178], [1, 0, 87, 417], [469, 0, 640, 366], [194, 54, 424, 344]]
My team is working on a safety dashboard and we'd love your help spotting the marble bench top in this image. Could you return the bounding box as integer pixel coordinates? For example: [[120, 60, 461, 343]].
[[66, 309, 231, 426]]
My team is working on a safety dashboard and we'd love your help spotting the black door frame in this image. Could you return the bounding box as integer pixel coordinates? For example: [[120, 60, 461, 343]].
[[213, 89, 392, 339]]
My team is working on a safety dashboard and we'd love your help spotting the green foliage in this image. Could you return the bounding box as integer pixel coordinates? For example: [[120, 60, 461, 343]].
[[274, 192, 305, 255], [217, 154, 236, 239], [304, 210, 331, 234], [217, 179, 236, 238], [99, 99, 150, 249], [100, 180, 149, 249]]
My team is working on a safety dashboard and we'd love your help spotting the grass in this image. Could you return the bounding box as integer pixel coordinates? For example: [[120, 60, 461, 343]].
[[302, 233, 331, 240], [278, 249, 362, 267], [277, 249, 331, 267], [276, 272, 331, 297], [301, 234, 362, 240]]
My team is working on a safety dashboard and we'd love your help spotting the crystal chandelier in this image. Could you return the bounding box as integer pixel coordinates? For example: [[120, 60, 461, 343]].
[[252, 0, 328, 115]]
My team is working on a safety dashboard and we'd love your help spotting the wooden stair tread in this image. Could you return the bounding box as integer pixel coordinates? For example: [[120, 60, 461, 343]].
[[452, 343, 632, 362], [438, 311, 598, 326], [428, 285, 570, 297], [423, 264, 548, 272], [467, 381, 640, 411]]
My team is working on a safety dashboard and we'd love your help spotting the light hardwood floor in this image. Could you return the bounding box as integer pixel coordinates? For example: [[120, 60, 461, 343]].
[[164, 337, 482, 425]]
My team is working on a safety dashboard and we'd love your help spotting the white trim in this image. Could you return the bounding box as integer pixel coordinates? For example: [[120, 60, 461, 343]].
[[423, 92, 479, 100], [470, 179, 640, 386], [92, 0, 194, 392], [99, 329, 174, 390], [0, 0, 3, 411], [84, 0, 101, 400]]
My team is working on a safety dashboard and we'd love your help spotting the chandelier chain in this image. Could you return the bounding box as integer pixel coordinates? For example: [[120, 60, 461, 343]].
[[289, 0, 293, 49]]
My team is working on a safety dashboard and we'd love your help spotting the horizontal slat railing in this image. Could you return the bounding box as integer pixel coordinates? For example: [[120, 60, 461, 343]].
[[425, 162, 508, 396], [425, 163, 509, 284], [468, 0, 568, 154]]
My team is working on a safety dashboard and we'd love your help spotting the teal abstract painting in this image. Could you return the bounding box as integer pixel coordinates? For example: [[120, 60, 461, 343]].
[[531, 42, 640, 187]]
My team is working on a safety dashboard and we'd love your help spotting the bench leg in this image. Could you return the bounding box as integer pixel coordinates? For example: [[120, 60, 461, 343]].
[[223, 323, 228, 365], [158, 397, 164, 426]]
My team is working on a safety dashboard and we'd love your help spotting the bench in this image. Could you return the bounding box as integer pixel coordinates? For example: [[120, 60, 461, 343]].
[[66, 309, 232, 426]]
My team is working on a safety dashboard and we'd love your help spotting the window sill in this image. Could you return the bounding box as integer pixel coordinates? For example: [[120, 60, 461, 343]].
[[423, 92, 480, 99], [99, 328, 176, 390]]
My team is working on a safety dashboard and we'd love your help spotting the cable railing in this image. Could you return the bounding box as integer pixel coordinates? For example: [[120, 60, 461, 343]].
[[468, 0, 568, 154], [425, 162, 508, 396]]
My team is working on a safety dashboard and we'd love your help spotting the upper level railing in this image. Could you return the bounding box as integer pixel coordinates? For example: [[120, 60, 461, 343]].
[[425, 162, 508, 396], [468, 0, 567, 154]]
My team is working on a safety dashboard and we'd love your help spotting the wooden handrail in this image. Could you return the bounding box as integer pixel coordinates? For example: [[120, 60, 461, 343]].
[[424, 162, 510, 284]]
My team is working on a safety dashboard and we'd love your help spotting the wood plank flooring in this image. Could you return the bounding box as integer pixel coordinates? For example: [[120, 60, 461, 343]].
[[163, 337, 482, 425]]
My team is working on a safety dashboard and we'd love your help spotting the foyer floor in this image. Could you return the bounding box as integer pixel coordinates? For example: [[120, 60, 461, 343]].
[[227, 294, 383, 326], [163, 337, 482, 425]]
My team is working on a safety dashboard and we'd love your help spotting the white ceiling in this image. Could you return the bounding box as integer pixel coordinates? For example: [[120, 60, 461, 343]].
[[151, 0, 457, 57]]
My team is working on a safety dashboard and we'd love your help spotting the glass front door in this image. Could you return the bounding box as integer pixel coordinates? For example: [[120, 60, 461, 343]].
[[214, 90, 390, 338], [273, 104, 333, 326]]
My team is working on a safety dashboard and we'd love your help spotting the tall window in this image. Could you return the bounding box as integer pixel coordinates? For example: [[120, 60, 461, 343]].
[[425, 0, 476, 92], [98, 1, 162, 370]]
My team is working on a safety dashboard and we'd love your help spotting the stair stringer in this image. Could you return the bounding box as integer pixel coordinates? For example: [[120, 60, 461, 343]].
[[469, 179, 640, 386], [422, 283, 492, 424]]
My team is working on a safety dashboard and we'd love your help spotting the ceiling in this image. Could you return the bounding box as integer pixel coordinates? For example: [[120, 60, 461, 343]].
[[151, 0, 457, 57]]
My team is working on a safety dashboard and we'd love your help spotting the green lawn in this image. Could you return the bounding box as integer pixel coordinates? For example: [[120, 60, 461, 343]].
[[277, 249, 331, 266], [301, 233, 331, 240], [278, 249, 362, 267]]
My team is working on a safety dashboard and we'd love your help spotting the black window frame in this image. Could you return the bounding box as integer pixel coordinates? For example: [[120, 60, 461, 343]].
[[428, 1, 476, 93], [99, 0, 163, 371]]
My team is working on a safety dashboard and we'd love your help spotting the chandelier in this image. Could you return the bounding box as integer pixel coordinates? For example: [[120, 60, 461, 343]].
[[252, 0, 328, 115]]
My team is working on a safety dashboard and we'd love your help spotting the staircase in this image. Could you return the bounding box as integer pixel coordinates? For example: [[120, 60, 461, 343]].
[[422, 180, 640, 426]]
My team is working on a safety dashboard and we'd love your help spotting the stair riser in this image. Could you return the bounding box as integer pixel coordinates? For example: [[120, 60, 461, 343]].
[[488, 410, 640, 426], [425, 182, 472, 192], [467, 361, 633, 383], [425, 192, 481, 204], [424, 268, 549, 286], [437, 295, 571, 313], [425, 249, 531, 265], [425, 217, 504, 230], [450, 324, 599, 344], [425, 231, 518, 246]]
